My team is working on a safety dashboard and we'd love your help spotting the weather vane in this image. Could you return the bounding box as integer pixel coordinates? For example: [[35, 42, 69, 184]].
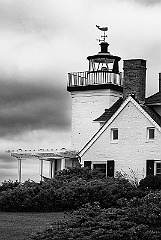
[[96, 25, 108, 42]]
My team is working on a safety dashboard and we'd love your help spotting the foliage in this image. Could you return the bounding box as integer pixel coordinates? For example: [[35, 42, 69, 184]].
[[116, 169, 139, 187], [116, 191, 161, 226], [31, 201, 161, 240], [0, 180, 42, 211], [47, 166, 106, 182], [1, 168, 161, 239], [0, 179, 19, 192], [139, 174, 161, 190], [0, 167, 147, 212]]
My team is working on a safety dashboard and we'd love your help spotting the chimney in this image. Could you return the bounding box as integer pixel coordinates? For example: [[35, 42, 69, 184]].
[[123, 59, 147, 102], [159, 73, 161, 92]]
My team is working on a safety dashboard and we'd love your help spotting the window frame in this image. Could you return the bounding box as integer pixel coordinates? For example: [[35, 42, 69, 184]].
[[93, 163, 107, 175], [147, 127, 155, 140], [154, 161, 161, 176], [91, 160, 115, 177], [111, 128, 118, 142]]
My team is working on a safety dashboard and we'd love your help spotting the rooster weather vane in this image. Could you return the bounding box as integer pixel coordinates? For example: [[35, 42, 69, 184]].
[[96, 25, 108, 42]]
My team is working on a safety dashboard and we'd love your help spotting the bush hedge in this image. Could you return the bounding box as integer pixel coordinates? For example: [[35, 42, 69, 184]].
[[1, 168, 161, 239], [0, 167, 146, 212], [139, 174, 161, 190], [0, 179, 19, 192], [31, 200, 161, 240]]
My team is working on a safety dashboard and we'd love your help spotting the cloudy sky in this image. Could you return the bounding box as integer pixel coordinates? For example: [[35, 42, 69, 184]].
[[0, 0, 161, 182]]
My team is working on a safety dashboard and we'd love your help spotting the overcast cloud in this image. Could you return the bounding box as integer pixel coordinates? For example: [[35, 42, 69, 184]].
[[0, 79, 70, 137], [133, 0, 161, 6], [0, 0, 161, 182]]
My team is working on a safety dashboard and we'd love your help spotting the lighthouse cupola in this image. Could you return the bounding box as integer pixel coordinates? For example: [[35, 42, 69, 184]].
[[67, 26, 122, 91], [87, 26, 120, 76], [67, 27, 123, 151]]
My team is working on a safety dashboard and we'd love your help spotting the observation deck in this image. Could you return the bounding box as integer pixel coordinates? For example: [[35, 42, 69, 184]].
[[67, 70, 123, 92]]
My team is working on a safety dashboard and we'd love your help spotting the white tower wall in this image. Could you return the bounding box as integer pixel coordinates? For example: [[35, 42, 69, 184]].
[[71, 89, 122, 151]]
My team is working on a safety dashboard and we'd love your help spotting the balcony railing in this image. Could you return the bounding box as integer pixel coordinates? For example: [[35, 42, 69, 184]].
[[68, 71, 123, 87]]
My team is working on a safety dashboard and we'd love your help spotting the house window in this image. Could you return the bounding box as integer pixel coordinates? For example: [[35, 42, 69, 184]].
[[111, 128, 118, 141], [147, 160, 161, 176], [147, 127, 155, 140], [156, 162, 161, 176], [93, 164, 106, 175], [92, 161, 115, 177]]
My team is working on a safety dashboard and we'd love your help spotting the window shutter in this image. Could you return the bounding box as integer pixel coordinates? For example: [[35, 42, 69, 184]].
[[107, 160, 114, 177], [146, 160, 154, 176], [84, 161, 91, 169]]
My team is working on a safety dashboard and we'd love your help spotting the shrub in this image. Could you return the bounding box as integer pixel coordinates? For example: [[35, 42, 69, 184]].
[[0, 180, 42, 211], [0, 168, 147, 212], [0, 179, 19, 192], [0, 177, 133, 211], [31, 202, 161, 240], [51, 166, 106, 182], [139, 175, 161, 190]]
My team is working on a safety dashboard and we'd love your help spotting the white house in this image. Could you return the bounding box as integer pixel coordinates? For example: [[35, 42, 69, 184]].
[[9, 27, 161, 182], [67, 28, 161, 180]]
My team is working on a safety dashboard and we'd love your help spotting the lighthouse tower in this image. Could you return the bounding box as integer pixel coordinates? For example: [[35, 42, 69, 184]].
[[67, 27, 123, 151]]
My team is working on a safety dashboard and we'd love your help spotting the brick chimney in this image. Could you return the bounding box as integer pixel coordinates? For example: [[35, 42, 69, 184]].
[[159, 73, 161, 92], [123, 59, 147, 102]]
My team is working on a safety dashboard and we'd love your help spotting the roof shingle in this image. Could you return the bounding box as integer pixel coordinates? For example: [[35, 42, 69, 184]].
[[94, 98, 123, 122], [145, 92, 161, 104], [141, 105, 161, 127], [94, 95, 161, 127]]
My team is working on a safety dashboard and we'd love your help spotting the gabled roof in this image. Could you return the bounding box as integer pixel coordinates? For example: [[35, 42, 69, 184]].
[[79, 96, 161, 157], [145, 92, 161, 105], [94, 98, 123, 122], [95, 96, 161, 127], [141, 105, 161, 127]]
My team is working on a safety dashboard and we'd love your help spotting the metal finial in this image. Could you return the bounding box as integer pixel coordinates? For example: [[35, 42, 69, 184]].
[[96, 25, 108, 42]]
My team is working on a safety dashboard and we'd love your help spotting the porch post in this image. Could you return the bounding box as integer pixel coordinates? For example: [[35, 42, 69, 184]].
[[40, 159, 43, 181], [61, 158, 66, 170], [18, 158, 22, 182], [49, 160, 53, 178], [52, 160, 55, 178]]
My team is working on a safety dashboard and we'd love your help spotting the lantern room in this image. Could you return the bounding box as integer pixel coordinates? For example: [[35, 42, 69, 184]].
[[87, 41, 120, 73], [67, 26, 123, 92]]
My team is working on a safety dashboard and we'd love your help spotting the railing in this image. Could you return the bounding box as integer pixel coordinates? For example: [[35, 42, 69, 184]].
[[68, 71, 123, 87]]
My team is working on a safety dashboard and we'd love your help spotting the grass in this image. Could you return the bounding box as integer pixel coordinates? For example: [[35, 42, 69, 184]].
[[0, 212, 66, 240]]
